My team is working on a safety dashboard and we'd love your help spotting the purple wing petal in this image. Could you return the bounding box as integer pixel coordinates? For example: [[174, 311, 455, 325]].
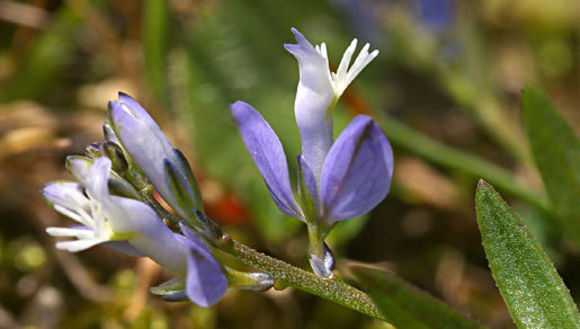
[[320, 115, 394, 223], [108, 93, 200, 217], [178, 224, 227, 307], [230, 101, 304, 220], [108, 94, 174, 199], [185, 248, 228, 307]]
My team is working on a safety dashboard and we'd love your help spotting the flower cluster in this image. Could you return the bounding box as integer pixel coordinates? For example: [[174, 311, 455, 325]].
[[231, 28, 394, 277], [43, 28, 393, 309], [43, 93, 250, 307]]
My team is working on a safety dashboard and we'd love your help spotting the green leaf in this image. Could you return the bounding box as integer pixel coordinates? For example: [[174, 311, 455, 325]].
[[475, 180, 580, 329], [521, 87, 580, 240], [351, 266, 487, 329]]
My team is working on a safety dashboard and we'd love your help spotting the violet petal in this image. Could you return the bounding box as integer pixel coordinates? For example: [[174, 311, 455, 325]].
[[230, 101, 304, 220], [320, 115, 393, 223], [108, 93, 201, 217], [179, 224, 227, 307]]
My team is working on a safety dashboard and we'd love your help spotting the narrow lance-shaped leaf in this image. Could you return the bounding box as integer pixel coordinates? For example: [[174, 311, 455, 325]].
[[475, 180, 580, 329], [521, 87, 580, 242], [351, 265, 487, 329]]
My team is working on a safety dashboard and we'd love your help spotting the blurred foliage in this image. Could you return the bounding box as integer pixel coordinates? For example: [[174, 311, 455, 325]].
[[0, 0, 578, 328], [522, 87, 580, 242], [352, 264, 486, 329]]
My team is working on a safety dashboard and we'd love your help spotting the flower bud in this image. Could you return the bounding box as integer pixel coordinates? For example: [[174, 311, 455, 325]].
[[84, 142, 103, 158]]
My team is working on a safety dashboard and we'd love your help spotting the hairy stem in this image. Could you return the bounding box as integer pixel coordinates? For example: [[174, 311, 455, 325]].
[[220, 237, 386, 321]]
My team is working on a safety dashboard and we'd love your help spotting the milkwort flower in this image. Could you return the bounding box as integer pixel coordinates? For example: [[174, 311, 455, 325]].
[[231, 28, 394, 278], [43, 93, 277, 307], [43, 157, 227, 307]]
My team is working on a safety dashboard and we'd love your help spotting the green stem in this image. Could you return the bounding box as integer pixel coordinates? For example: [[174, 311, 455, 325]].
[[378, 114, 549, 212], [220, 238, 387, 321], [307, 223, 325, 258]]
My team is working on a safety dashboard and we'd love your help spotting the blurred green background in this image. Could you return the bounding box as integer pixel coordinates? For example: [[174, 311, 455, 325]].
[[0, 0, 577, 328]]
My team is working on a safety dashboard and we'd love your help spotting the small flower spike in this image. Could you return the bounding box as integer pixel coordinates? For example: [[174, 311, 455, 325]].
[[108, 93, 204, 221], [231, 28, 392, 278], [43, 157, 227, 307]]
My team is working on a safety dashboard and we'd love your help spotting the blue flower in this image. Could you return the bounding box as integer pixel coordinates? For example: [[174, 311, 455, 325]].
[[43, 157, 227, 307], [107, 93, 204, 221], [231, 29, 394, 277]]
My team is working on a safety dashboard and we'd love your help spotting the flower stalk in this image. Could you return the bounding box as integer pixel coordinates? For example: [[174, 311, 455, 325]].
[[224, 238, 386, 321]]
